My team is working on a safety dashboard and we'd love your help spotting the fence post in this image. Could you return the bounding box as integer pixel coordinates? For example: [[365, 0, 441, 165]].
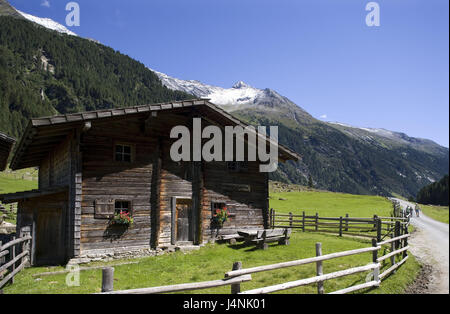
[[101, 267, 114, 293], [390, 241, 395, 266], [394, 221, 400, 250], [345, 214, 349, 232], [315, 242, 324, 294], [376, 219, 382, 242], [339, 216, 343, 237], [272, 209, 276, 229], [403, 226, 408, 259], [9, 236, 16, 285], [269, 208, 273, 229], [302, 211, 305, 232], [315, 213, 319, 231], [231, 262, 242, 294], [289, 212, 293, 229], [372, 239, 380, 284]]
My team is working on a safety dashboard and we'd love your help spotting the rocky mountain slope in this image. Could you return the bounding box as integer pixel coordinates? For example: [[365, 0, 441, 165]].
[[0, 0, 448, 198], [155, 71, 449, 197]]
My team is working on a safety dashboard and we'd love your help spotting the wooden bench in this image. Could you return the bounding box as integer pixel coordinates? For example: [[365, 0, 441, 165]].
[[251, 228, 291, 250], [216, 234, 244, 244]]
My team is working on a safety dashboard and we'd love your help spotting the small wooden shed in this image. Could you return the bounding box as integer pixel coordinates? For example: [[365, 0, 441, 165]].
[[0, 99, 300, 265], [0, 132, 15, 171]]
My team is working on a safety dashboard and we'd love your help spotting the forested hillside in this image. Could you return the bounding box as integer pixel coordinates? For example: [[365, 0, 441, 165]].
[[0, 16, 193, 139], [0, 13, 448, 199], [416, 175, 449, 206]]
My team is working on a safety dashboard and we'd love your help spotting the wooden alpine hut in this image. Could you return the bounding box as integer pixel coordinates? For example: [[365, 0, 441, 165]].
[[0, 99, 300, 265]]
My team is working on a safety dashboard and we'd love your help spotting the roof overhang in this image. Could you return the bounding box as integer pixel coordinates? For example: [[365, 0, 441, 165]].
[[0, 132, 15, 171], [0, 186, 69, 204], [10, 99, 301, 170]]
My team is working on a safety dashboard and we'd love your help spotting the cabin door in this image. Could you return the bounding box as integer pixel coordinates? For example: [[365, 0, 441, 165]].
[[176, 198, 193, 242], [34, 209, 64, 265]]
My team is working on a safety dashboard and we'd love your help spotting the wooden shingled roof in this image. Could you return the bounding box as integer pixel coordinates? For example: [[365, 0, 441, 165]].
[[10, 99, 301, 170], [0, 132, 15, 171]]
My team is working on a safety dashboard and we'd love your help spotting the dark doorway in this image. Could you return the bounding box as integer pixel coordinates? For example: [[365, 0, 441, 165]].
[[176, 198, 193, 243], [34, 209, 64, 265]]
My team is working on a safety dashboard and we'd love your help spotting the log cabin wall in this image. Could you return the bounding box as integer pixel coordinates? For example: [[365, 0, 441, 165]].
[[38, 135, 71, 189], [202, 161, 267, 241], [70, 110, 268, 252], [16, 192, 68, 265], [80, 117, 156, 253]]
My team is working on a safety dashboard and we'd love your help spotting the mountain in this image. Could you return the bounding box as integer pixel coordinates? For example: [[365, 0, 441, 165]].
[[16, 9, 77, 36], [0, 11, 193, 139], [0, 0, 76, 35], [0, 0, 448, 198], [155, 71, 449, 198]]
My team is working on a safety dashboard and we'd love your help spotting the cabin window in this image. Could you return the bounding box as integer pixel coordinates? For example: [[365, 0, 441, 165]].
[[115, 144, 132, 162], [226, 161, 248, 172], [115, 200, 132, 215], [212, 202, 226, 211], [211, 202, 235, 218]]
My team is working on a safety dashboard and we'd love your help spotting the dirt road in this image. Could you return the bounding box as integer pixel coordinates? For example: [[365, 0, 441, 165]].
[[391, 198, 449, 294]]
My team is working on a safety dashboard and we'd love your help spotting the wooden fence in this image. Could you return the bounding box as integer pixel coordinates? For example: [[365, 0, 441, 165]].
[[98, 233, 410, 294], [0, 235, 32, 291], [268, 209, 410, 242]]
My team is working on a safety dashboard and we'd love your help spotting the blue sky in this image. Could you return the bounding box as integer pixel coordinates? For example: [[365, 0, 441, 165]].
[[10, 0, 449, 147]]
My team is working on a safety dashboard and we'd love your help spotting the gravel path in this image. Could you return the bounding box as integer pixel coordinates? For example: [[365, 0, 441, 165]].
[[391, 198, 449, 294]]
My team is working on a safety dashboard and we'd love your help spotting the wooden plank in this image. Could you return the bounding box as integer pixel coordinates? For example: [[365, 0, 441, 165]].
[[0, 250, 29, 273], [0, 236, 32, 252], [240, 263, 380, 294], [328, 280, 380, 294], [377, 234, 410, 246], [225, 246, 380, 278], [0, 259, 28, 289], [377, 246, 410, 263], [98, 275, 252, 294], [379, 255, 409, 280]]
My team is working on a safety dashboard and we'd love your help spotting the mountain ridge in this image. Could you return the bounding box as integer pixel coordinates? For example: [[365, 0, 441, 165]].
[[0, 1, 448, 198]]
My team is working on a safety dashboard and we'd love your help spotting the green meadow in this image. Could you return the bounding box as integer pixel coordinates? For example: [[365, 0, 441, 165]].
[[1, 180, 420, 294]]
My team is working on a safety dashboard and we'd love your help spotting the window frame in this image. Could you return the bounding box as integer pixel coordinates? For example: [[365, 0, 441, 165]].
[[114, 199, 133, 216], [113, 142, 135, 163]]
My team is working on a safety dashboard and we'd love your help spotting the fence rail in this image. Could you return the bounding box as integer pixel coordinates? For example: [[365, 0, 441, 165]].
[[0, 235, 31, 290], [98, 232, 410, 295], [269, 209, 410, 242]]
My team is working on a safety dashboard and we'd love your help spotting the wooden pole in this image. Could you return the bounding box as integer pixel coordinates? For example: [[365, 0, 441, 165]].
[[403, 227, 408, 259], [316, 242, 324, 294], [345, 214, 349, 232], [230, 262, 242, 294], [302, 211, 305, 232], [9, 236, 15, 285], [394, 221, 400, 250], [376, 219, 382, 242], [101, 267, 114, 292], [371, 239, 380, 283], [289, 212, 293, 229], [315, 213, 319, 231], [269, 208, 273, 229], [390, 242, 395, 266], [339, 217, 343, 237]]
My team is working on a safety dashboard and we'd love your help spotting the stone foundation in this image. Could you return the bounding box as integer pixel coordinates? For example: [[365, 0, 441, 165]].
[[67, 244, 204, 265]]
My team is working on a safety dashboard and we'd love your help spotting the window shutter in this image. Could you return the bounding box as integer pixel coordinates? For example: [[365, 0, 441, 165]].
[[94, 199, 115, 219]]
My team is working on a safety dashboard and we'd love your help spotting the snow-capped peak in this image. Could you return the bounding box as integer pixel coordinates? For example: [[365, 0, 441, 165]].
[[151, 69, 264, 107], [17, 9, 77, 36], [232, 81, 250, 89]]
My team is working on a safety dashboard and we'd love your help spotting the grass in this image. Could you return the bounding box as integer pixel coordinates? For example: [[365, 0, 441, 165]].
[[0, 168, 38, 224], [2, 186, 420, 294], [419, 204, 449, 224], [269, 189, 393, 217], [3, 232, 420, 294], [0, 175, 38, 195]]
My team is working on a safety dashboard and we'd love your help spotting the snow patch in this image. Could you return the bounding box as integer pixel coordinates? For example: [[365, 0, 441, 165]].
[[17, 9, 77, 36]]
